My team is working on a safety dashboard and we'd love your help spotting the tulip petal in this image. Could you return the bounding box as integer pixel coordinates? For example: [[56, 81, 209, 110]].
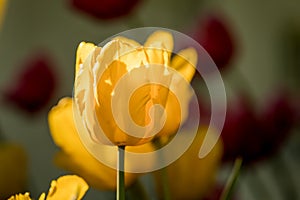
[[75, 42, 97, 77], [144, 31, 174, 65], [8, 192, 32, 200], [93, 39, 157, 145], [45, 175, 88, 200], [38, 193, 46, 200], [112, 36, 141, 47], [74, 44, 102, 144], [155, 91, 181, 137], [170, 47, 197, 82], [49, 98, 119, 189], [144, 30, 174, 53], [49, 98, 117, 189]]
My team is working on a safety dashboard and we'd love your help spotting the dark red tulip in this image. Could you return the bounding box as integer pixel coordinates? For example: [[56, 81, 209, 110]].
[[71, 0, 141, 20], [258, 92, 295, 158], [221, 94, 259, 163], [193, 14, 235, 71], [221, 91, 296, 165], [202, 185, 223, 200], [291, 95, 300, 127], [3, 52, 57, 113], [203, 185, 238, 200]]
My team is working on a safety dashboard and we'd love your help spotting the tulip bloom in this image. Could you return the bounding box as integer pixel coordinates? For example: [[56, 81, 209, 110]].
[[4, 53, 57, 113], [193, 13, 235, 71], [221, 92, 296, 164], [8, 175, 88, 200], [48, 97, 155, 189], [71, 0, 141, 20], [73, 31, 197, 147], [154, 127, 223, 199], [0, 0, 6, 27]]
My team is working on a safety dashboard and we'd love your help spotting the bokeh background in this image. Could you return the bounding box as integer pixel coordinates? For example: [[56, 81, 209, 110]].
[[0, 0, 299, 199]]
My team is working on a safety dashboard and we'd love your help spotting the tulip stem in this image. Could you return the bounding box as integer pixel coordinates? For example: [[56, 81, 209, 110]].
[[117, 146, 126, 200], [220, 157, 243, 200], [161, 167, 171, 200], [153, 139, 171, 200]]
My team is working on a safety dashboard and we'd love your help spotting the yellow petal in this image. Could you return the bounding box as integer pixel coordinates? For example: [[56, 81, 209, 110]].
[[144, 30, 174, 53], [73, 41, 161, 167], [111, 37, 144, 72], [49, 98, 118, 189], [112, 36, 141, 47], [7, 192, 32, 200], [154, 127, 223, 199], [96, 38, 145, 74], [48, 98, 81, 154], [38, 193, 46, 200], [144, 31, 174, 65], [74, 44, 101, 144], [75, 42, 97, 77], [45, 175, 88, 200], [155, 90, 181, 138], [170, 47, 197, 82], [94, 40, 155, 145]]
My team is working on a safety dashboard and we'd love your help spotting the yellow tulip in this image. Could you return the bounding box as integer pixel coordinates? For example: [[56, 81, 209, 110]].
[[154, 127, 223, 200], [0, 0, 7, 28], [0, 143, 27, 200], [39, 175, 88, 200], [8, 192, 31, 200], [48, 97, 155, 190], [8, 175, 88, 200], [73, 30, 197, 146]]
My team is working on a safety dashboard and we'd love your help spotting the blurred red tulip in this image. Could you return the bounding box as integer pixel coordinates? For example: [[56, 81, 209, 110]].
[[71, 0, 141, 20], [221, 94, 259, 164], [258, 92, 295, 157], [193, 14, 235, 71], [203, 185, 238, 200], [202, 186, 223, 200], [221, 92, 296, 165], [3, 52, 57, 113], [291, 95, 300, 127]]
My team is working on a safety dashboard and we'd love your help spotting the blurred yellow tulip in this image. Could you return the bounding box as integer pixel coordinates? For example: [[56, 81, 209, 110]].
[[154, 127, 223, 200], [8, 175, 88, 200], [0, 143, 27, 199], [73, 30, 197, 146], [48, 97, 155, 190], [0, 0, 6, 28]]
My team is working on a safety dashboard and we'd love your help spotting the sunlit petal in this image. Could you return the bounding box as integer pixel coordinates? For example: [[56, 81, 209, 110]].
[[44, 175, 88, 200], [171, 47, 197, 82]]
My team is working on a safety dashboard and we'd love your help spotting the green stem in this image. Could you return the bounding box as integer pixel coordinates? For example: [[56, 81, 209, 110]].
[[161, 167, 171, 200], [220, 157, 243, 200], [117, 146, 125, 200], [153, 139, 171, 200]]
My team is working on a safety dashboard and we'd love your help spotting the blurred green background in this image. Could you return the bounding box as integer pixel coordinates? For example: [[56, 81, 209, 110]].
[[0, 0, 299, 199]]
